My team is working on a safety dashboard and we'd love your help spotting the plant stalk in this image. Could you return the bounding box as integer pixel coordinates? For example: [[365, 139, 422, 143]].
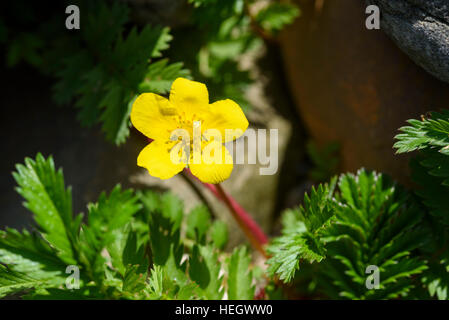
[[185, 170, 269, 257]]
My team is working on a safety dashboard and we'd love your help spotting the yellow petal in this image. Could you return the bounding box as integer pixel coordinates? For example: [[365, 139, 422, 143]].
[[130, 93, 178, 140], [203, 99, 249, 142], [137, 141, 185, 180], [169, 78, 210, 116], [189, 142, 233, 184]]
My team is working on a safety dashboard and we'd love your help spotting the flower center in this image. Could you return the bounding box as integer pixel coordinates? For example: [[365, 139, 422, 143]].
[[174, 112, 203, 143]]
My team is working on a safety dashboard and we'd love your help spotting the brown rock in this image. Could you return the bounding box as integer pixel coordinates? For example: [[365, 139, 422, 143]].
[[279, 0, 449, 183]]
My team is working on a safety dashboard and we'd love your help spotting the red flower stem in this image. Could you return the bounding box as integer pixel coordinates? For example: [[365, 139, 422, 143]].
[[214, 183, 268, 258], [184, 168, 268, 257], [146, 136, 268, 256]]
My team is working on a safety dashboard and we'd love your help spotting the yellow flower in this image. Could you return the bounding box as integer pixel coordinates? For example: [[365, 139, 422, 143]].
[[130, 78, 249, 184]]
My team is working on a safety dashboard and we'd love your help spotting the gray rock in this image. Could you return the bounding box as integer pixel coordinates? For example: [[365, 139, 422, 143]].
[[366, 0, 449, 83]]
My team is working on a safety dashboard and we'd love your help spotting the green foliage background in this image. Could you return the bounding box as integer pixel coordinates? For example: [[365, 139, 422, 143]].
[[267, 110, 449, 300], [0, 0, 300, 144], [1, 153, 256, 299]]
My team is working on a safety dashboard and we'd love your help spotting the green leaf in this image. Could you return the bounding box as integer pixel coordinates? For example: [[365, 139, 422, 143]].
[[394, 110, 449, 154], [326, 170, 427, 299], [268, 169, 428, 299], [189, 245, 224, 299], [105, 224, 132, 276], [52, 1, 176, 144], [227, 247, 254, 299], [267, 229, 326, 282], [106, 223, 148, 276], [210, 221, 228, 250], [300, 178, 337, 234], [410, 151, 449, 225], [141, 191, 184, 233], [147, 265, 164, 298], [0, 228, 68, 298], [423, 261, 449, 300], [148, 200, 187, 284], [23, 287, 102, 300], [186, 205, 211, 243], [255, 3, 300, 34], [0, 228, 67, 282], [12, 153, 77, 264], [99, 84, 132, 145], [267, 179, 337, 282], [80, 185, 141, 282], [122, 264, 148, 293], [0, 265, 45, 298], [6, 33, 44, 68], [122, 230, 148, 269], [138, 59, 190, 94], [147, 265, 202, 300]]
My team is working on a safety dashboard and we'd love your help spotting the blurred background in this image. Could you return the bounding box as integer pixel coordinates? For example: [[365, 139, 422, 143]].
[[1, 0, 448, 247]]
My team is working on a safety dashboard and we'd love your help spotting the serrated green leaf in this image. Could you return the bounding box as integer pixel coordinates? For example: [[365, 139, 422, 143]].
[[12, 153, 77, 264], [267, 179, 336, 282], [269, 169, 427, 299], [138, 59, 190, 94], [210, 220, 228, 250], [267, 231, 326, 282], [80, 185, 141, 282], [0, 228, 67, 282], [394, 110, 449, 154], [227, 247, 254, 299], [186, 205, 211, 243], [255, 3, 300, 33], [0, 265, 45, 298], [189, 245, 223, 299], [52, 1, 176, 145]]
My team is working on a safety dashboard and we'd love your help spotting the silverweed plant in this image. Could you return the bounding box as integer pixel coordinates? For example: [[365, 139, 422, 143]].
[[3, 109, 449, 299], [1, 154, 256, 299], [2, 0, 449, 301]]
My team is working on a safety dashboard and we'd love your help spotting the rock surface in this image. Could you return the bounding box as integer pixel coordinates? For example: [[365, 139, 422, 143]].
[[279, 0, 449, 185], [367, 0, 449, 83]]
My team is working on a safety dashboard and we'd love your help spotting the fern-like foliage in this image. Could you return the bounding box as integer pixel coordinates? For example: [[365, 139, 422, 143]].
[[321, 171, 427, 299], [1, 0, 189, 145], [138, 59, 190, 95], [394, 110, 449, 155], [255, 2, 300, 34], [12, 153, 79, 264], [267, 178, 337, 282], [409, 151, 449, 225], [0, 154, 256, 300], [2, 0, 299, 145], [394, 110, 449, 299], [0, 228, 67, 281], [268, 170, 428, 299], [78, 186, 142, 284], [227, 247, 255, 299], [52, 1, 189, 145], [0, 265, 46, 298]]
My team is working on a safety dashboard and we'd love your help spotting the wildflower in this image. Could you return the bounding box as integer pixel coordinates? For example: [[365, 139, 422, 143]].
[[131, 78, 249, 184]]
